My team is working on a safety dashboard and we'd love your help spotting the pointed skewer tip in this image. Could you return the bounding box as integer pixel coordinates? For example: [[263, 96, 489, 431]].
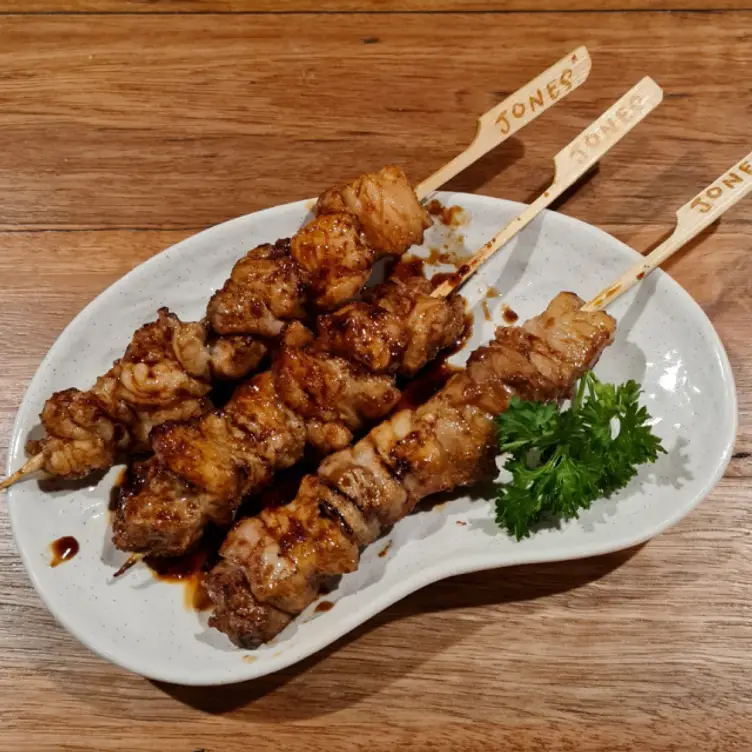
[[111, 553, 145, 580], [0, 454, 45, 491]]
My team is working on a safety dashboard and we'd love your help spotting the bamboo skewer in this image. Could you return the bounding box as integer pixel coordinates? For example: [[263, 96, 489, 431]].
[[583, 149, 752, 312], [0, 455, 44, 492], [431, 77, 664, 299], [1, 53, 589, 497], [415, 46, 591, 199], [111, 553, 144, 580]]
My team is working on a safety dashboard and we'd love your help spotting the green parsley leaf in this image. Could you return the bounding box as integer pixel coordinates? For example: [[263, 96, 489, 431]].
[[494, 371, 666, 540]]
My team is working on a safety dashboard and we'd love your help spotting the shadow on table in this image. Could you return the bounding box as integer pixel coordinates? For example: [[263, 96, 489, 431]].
[[155, 543, 642, 721], [441, 137, 526, 195]]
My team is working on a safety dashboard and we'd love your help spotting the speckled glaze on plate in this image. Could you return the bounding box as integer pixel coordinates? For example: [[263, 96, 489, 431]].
[[6, 193, 736, 686]]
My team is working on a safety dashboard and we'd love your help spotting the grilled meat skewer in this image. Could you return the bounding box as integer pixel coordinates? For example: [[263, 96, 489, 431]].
[[26, 309, 267, 480], [13, 166, 429, 484], [205, 292, 617, 647], [208, 166, 430, 337], [113, 274, 466, 558]]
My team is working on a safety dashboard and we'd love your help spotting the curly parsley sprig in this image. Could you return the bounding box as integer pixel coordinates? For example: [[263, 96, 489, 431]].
[[494, 372, 665, 540]]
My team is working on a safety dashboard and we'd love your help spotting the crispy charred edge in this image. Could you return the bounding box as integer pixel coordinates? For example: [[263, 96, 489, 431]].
[[206, 563, 293, 649], [110, 456, 212, 557], [318, 498, 354, 539]]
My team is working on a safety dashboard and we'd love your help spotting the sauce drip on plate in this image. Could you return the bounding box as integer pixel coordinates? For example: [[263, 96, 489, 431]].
[[426, 199, 467, 228], [503, 306, 519, 324], [50, 536, 79, 567]]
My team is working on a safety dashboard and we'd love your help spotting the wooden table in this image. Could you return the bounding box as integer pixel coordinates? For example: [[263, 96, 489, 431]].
[[1, 3, 751, 751]]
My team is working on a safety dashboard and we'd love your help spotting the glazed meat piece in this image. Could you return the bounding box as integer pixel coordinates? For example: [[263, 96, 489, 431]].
[[272, 346, 401, 430], [111, 457, 226, 556], [151, 411, 272, 501], [207, 240, 307, 338], [316, 165, 430, 256], [207, 335, 268, 381], [316, 302, 406, 374], [152, 373, 306, 501], [115, 309, 212, 408], [224, 374, 308, 472], [26, 388, 127, 478], [319, 435, 408, 532], [205, 562, 293, 648], [368, 276, 467, 376], [524, 291, 617, 371], [172, 320, 268, 383], [316, 275, 467, 376], [214, 476, 360, 614], [206, 293, 617, 646], [289, 212, 374, 311]]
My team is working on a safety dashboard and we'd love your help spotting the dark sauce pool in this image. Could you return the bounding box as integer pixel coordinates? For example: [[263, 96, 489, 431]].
[[50, 536, 79, 567], [502, 305, 519, 323], [144, 527, 227, 612], [426, 199, 466, 228], [482, 299, 492, 321], [390, 256, 425, 281], [395, 360, 463, 412]]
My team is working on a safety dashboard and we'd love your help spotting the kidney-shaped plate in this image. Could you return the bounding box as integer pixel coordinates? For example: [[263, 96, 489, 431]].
[[6, 193, 736, 685]]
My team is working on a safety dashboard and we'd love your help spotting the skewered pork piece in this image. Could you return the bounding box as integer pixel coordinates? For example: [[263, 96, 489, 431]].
[[26, 309, 267, 479], [208, 166, 430, 337], [317, 164, 431, 256], [204, 292, 617, 647], [16, 166, 430, 484], [112, 274, 466, 558]]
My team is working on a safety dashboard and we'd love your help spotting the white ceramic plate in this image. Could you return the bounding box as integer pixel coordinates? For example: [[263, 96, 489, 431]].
[[6, 193, 736, 686]]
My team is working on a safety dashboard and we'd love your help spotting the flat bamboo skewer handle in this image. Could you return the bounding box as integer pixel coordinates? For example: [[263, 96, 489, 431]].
[[415, 47, 592, 199], [583, 149, 752, 312], [432, 76, 664, 299]]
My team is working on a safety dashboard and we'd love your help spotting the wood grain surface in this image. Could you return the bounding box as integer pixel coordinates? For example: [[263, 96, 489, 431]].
[[1, 6, 751, 752], [1, 1, 751, 12]]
